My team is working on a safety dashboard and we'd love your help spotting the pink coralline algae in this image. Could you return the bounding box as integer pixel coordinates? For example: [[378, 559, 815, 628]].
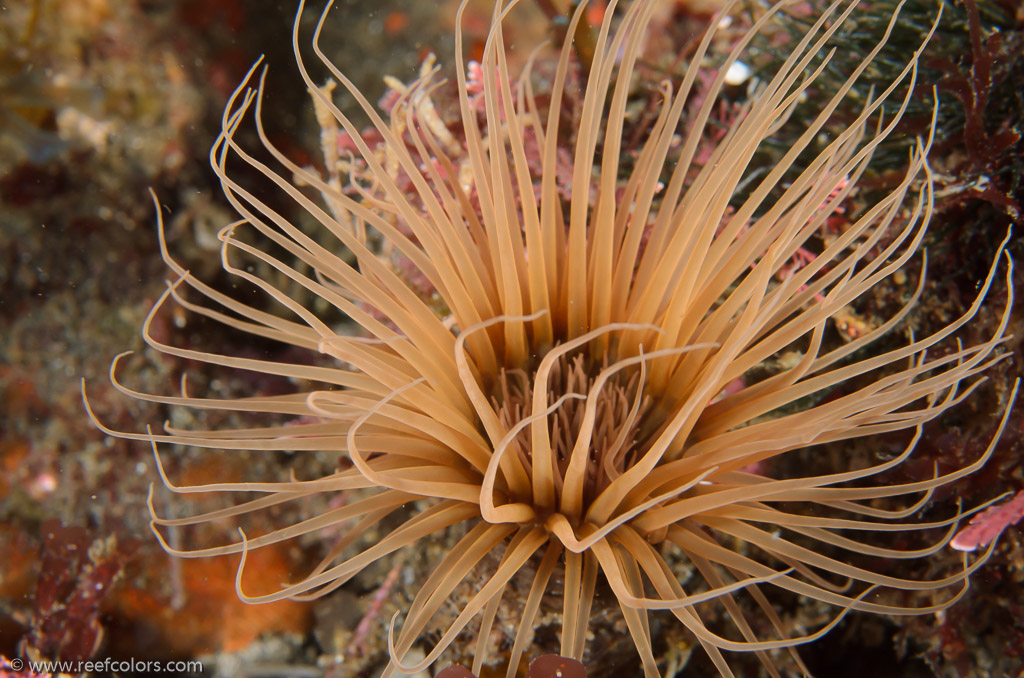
[[951, 489, 1024, 552]]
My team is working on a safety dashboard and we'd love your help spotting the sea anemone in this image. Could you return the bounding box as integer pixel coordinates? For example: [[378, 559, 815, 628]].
[[87, 0, 1015, 675]]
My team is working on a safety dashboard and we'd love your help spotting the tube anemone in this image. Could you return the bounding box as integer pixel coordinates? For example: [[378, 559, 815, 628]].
[[87, 0, 1015, 675]]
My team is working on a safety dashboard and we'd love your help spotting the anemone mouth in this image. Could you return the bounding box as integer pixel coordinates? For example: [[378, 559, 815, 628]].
[[490, 345, 657, 517]]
